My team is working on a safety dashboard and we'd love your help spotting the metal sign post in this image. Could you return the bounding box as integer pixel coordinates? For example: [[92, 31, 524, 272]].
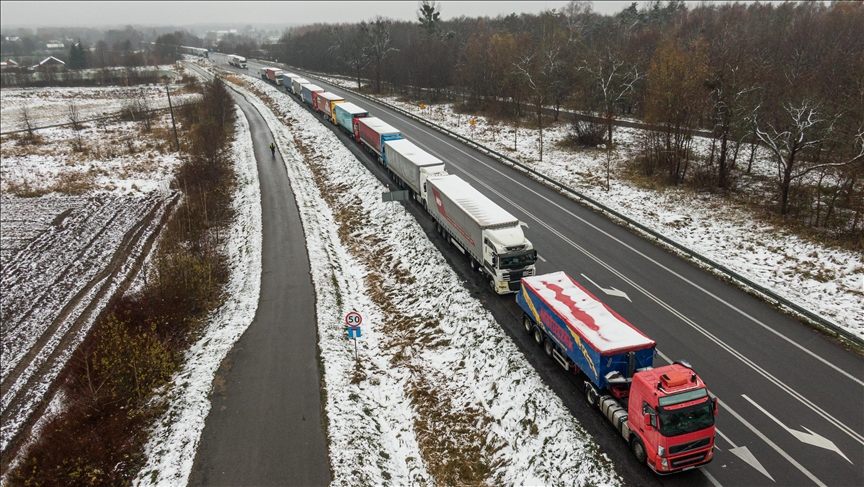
[[345, 312, 363, 361]]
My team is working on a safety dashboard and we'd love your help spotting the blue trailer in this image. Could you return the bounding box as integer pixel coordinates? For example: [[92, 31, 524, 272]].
[[334, 102, 370, 141], [517, 271, 655, 389], [301, 84, 324, 106]]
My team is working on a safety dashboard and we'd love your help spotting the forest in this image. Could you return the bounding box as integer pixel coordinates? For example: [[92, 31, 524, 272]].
[[268, 0, 864, 245]]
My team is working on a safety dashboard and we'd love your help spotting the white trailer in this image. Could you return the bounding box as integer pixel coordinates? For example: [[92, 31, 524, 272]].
[[425, 174, 537, 294], [291, 77, 310, 96], [383, 139, 447, 204], [228, 55, 247, 69]]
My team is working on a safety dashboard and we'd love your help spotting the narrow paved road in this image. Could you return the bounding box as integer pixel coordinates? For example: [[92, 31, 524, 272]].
[[186, 63, 330, 487]]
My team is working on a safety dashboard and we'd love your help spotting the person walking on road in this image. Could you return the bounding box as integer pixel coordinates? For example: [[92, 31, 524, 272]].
[[270, 142, 276, 157]]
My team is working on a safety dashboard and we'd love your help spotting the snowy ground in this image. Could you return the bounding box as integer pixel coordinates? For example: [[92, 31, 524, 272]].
[[311, 74, 864, 337], [0, 84, 183, 460], [157, 67, 621, 486], [0, 65, 199, 133]]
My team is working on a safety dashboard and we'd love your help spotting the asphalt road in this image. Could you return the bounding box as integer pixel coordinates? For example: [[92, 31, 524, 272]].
[[214, 55, 864, 487], [185, 62, 330, 487]]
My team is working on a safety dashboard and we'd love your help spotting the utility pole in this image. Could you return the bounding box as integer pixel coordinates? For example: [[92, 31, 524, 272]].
[[166, 83, 180, 152]]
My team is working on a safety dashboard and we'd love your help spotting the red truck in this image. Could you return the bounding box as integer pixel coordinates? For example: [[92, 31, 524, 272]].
[[518, 271, 717, 474]]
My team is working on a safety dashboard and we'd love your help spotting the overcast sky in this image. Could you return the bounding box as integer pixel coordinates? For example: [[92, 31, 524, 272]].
[[1, 1, 644, 29]]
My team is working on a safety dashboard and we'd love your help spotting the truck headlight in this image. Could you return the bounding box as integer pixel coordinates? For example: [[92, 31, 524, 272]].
[[657, 445, 665, 457]]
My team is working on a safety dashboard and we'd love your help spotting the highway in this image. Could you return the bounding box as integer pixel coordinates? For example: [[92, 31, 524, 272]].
[[215, 54, 863, 487]]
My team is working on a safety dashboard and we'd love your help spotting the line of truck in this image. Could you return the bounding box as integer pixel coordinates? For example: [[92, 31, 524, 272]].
[[279, 70, 538, 295], [243, 64, 719, 475]]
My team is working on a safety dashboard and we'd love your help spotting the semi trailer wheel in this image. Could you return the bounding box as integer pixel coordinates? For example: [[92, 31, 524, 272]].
[[523, 315, 533, 333]]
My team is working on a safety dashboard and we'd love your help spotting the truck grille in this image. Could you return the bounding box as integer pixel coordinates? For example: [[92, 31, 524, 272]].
[[670, 452, 707, 468], [508, 281, 522, 291], [669, 437, 710, 455]]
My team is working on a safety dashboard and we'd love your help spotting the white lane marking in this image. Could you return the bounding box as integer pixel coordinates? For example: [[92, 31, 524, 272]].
[[315, 78, 864, 445], [658, 352, 774, 482], [536, 254, 547, 263], [742, 395, 852, 464], [579, 273, 632, 302], [721, 397, 826, 487], [700, 467, 724, 487]]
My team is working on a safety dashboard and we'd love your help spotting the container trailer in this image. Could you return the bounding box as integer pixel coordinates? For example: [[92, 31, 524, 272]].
[[301, 84, 324, 107], [333, 102, 369, 141], [228, 55, 247, 69], [291, 77, 309, 96], [265, 68, 284, 86], [518, 271, 718, 474], [425, 174, 536, 293], [382, 139, 447, 204], [315, 92, 345, 122], [357, 117, 402, 164]]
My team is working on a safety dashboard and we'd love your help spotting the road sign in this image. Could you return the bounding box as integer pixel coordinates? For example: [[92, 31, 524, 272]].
[[347, 326, 361, 338], [420, 104, 426, 110], [382, 190, 409, 202], [345, 311, 363, 326]]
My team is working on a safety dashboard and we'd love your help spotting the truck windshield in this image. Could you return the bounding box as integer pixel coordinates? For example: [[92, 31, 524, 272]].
[[498, 250, 537, 270], [658, 400, 714, 437]]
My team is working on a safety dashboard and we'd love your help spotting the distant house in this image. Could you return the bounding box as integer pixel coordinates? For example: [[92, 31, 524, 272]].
[[0, 59, 19, 69], [35, 56, 65, 69], [4, 36, 21, 42], [46, 41, 65, 50]]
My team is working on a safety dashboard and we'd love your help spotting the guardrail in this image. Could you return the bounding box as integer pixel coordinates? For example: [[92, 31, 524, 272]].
[[292, 67, 862, 348]]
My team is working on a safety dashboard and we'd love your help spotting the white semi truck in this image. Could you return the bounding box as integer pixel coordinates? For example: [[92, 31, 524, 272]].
[[425, 174, 537, 293], [383, 139, 447, 205]]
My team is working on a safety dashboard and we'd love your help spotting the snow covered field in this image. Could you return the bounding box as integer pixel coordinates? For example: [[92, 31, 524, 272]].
[[0, 83, 183, 459], [0, 66, 199, 133], [312, 74, 864, 337], [172, 68, 622, 486]]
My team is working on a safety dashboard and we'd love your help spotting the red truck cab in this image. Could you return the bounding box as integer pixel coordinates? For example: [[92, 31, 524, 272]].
[[627, 363, 718, 473]]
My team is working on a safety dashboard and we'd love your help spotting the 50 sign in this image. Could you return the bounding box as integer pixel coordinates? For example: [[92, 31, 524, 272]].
[[345, 311, 363, 327]]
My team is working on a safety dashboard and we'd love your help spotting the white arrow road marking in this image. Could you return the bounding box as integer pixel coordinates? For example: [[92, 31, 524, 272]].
[[519, 221, 529, 228], [742, 395, 852, 464], [536, 254, 547, 262], [715, 428, 774, 481], [580, 273, 632, 302]]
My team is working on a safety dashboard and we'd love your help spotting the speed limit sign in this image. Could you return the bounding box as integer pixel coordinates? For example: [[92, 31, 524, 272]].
[[345, 311, 363, 326]]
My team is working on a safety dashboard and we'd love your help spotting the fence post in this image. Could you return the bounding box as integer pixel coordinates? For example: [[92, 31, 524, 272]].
[[166, 83, 180, 152]]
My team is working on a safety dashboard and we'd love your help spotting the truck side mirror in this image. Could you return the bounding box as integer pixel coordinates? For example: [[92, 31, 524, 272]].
[[643, 414, 652, 429], [713, 397, 719, 415]]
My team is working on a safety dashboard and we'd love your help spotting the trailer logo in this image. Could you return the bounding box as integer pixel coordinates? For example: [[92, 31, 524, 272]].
[[431, 187, 475, 246]]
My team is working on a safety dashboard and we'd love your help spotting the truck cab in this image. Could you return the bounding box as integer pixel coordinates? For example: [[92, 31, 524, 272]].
[[627, 363, 717, 474], [482, 225, 537, 293]]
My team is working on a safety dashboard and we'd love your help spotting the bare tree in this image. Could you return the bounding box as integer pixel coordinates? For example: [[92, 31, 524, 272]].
[[360, 16, 398, 93], [20, 101, 35, 140], [68, 100, 84, 151], [755, 101, 848, 216], [513, 15, 567, 162], [329, 25, 370, 90]]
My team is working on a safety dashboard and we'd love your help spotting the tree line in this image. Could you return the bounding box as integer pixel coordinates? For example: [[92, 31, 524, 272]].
[[266, 0, 863, 244]]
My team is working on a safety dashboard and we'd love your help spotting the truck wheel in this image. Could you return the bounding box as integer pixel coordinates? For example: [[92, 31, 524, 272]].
[[584, 382, 598, 407], [543, 337, 554, 357], [522, 315, 533, 333], [533, 326, 544, 345], [631, 438, 648, 464]]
